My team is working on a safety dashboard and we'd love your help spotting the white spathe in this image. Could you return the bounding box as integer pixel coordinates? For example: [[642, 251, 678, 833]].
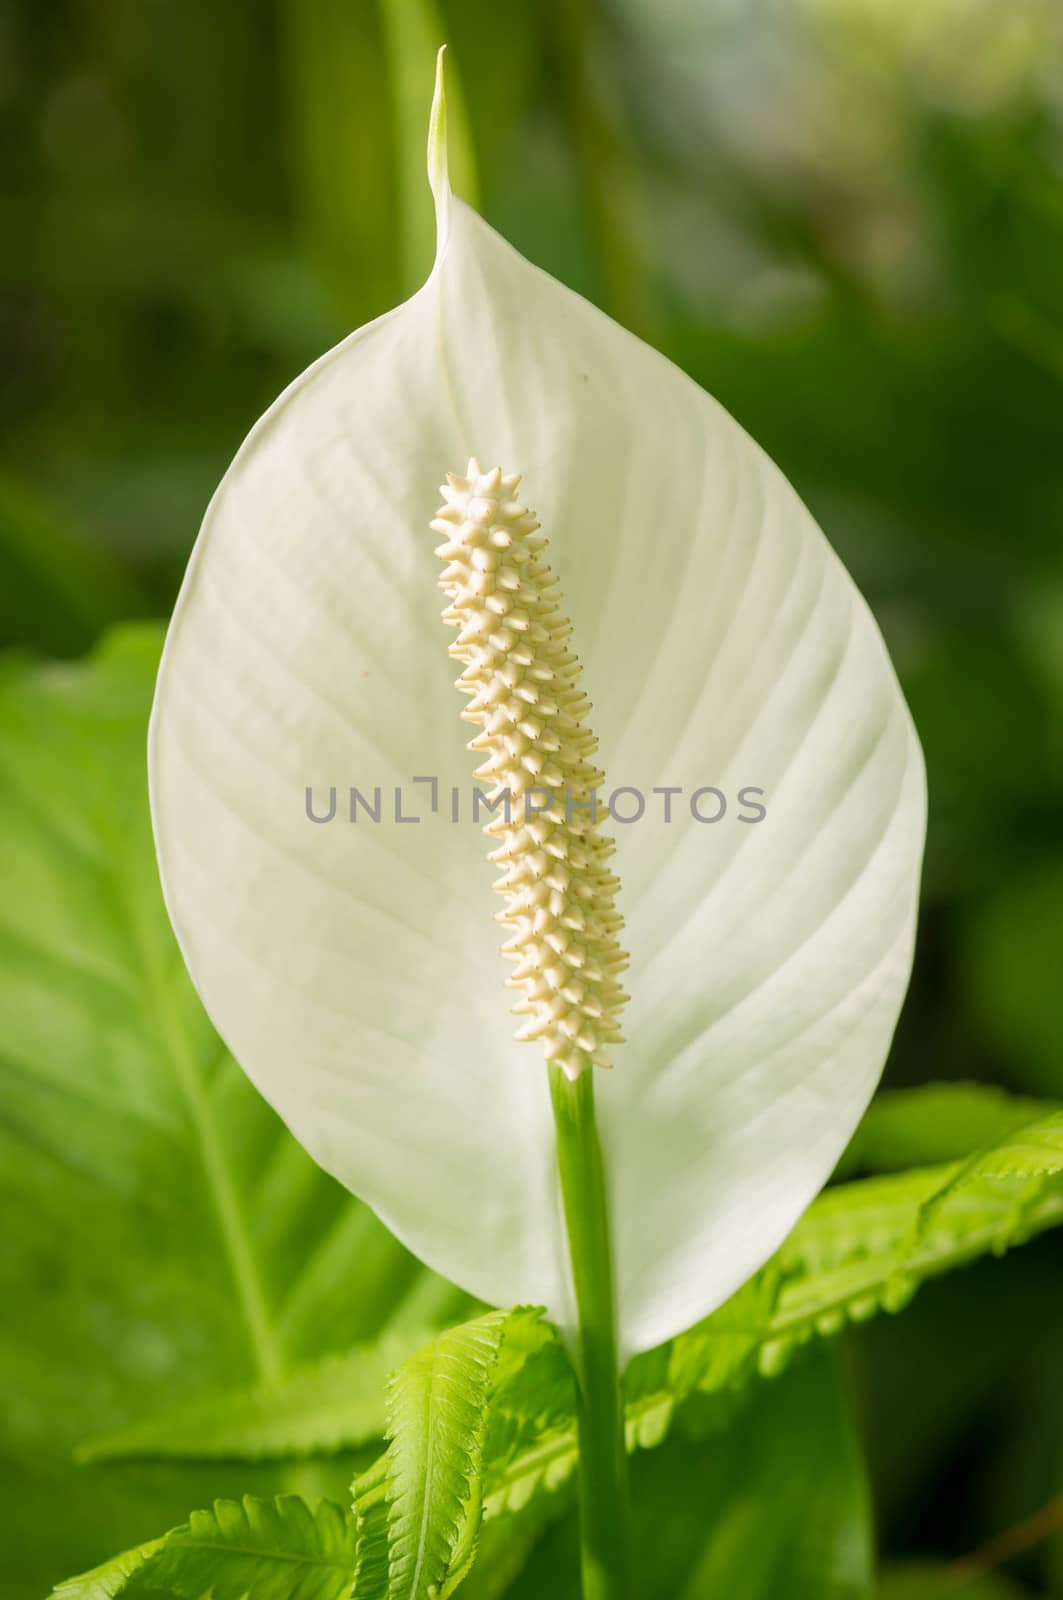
[[149, 55, 926, 1358]]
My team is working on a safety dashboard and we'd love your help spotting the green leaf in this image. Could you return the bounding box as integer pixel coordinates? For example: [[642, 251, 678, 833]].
[[120, 1496, 356, 1600], [449, 1501, 553, 1600], [362, 1310, 514, 1600], [0, 628, 467, 1594], [71, 1098, 1054, 1594], [387, 1311, 512, 1599], [99, 1096, 1063, 1562], [674, 1353, 872, 1600], [15, 630, 1063, 1597], [78, 1329, 438, 1464], [367, 1317, 549, 1598], [49, 1500, 358, 1600], [504, 1352, 872, 1600], [49, 1543, 164, 1600], [352, 1454, 391, 1600], [760, 1110, 1063, 1359], [81, 1091, 1063, 1489], [835, 1083, 1060, 1178], [477, 1111, 1063, 1522]]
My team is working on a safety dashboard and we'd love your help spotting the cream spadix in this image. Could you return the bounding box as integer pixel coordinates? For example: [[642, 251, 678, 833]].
[[433, 459, 629, 1079], [148, 52, 926, 1355]]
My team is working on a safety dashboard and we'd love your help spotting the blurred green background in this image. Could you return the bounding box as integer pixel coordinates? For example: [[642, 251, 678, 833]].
[[2, 0, 1063, 1594]]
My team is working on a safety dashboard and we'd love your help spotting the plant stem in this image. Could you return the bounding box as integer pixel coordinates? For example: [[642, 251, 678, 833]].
[[549, 1062, 630, 1600]]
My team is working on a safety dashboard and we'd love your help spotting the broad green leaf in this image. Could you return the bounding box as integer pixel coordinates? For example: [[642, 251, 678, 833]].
[[835, 1083, 1060, 1178], [0, 630, 467, 1595], [382, 1311, 512, 1599], [120, 1496, 356, 1600]]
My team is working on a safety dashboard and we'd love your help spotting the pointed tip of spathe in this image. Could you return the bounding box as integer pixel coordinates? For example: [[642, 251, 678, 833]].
[[427, 44, 451, 259]]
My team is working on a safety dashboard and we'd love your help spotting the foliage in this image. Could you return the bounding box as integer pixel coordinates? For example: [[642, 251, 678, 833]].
[[836, 1084, 1061, 1178], [53, 1498, 356, 1600], [365, 1311, 513, 1599], [7, 626, 1063, 1597], [77, 1334, 438, 1465], [4, 0, 1063, 1593], [6, 611, 1063, 1600], [0, 630, 469, 1592], [69, 1092, 1063, 1488], [505, 1352, 873, 1600]]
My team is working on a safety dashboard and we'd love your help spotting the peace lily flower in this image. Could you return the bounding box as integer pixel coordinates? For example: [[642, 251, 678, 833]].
[[149, 51, 925, 1384]]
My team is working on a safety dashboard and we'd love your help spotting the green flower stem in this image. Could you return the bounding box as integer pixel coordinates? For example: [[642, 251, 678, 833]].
[[549, 1062, 630, 1600]]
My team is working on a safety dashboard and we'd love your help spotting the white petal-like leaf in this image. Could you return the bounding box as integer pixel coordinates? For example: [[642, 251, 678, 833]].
[[150, 61, 925, 1356]]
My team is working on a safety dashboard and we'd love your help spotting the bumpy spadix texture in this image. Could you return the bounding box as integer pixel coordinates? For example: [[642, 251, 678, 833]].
[[148, 61, 926, 1356], [433, 460, 628, 1079]]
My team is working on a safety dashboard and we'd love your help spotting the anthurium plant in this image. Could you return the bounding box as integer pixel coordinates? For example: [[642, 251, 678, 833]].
[[20, 45, 1061, 1600]]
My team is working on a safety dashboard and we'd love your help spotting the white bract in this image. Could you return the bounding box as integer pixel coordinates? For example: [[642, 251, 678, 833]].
[[149, 54, 926, 1357]]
